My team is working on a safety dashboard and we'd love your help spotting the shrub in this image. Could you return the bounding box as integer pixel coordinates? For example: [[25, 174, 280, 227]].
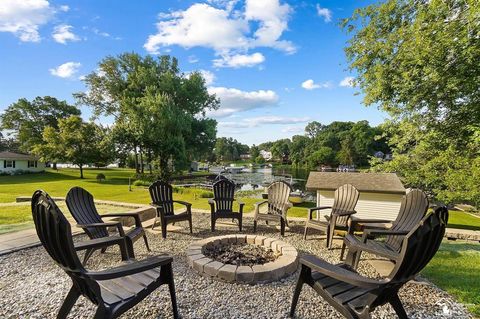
[[196, 190, 214, 198], [96, 173, 106, 182], [133, 180, 150, 187]]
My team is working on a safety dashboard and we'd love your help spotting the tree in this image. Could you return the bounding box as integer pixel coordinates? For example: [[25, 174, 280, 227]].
[[213, 137, 248, 162], [344, 0, 480, 206], [250, 145, 260, 162], [0, 96, 81, 152], [307, 146, 336, 168], [34, 116, 110, 178], [305, 121, 324, 139], [271, 138, 292, 160], [342, 0, 480, 142], [75, 53, 219, 179], [289, 135, 310, 166]]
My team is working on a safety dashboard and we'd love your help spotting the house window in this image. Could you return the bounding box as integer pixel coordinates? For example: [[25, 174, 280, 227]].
[[4, 160, 15, 168], [28, 160, 38, 168]]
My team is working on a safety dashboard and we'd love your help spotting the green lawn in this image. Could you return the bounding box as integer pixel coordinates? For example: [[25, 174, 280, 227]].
[[1, 168, 480, 316], [422, 241, 480, 317]]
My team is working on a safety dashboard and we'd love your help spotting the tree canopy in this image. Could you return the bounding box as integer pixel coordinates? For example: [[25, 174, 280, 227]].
[[75, 53, 219, 179], [34, 116, 113, 178], [0, 96, 81, 152], [344, 0, 480, 207]]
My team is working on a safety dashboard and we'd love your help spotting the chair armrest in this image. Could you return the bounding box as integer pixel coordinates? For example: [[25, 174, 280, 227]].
[[350, 216, 393, 224], [87, 255, 173, 280], [308, 206, 332, 219], [254, 200, 268, 207], [173, 200, 192, 207], [77, 222, 125, 237], [309, 206, 332, 212], [363, 229, 409, 238], [300, 255, 383, 288], [100, 213, 142, 228], [332, 209, 357, 217]]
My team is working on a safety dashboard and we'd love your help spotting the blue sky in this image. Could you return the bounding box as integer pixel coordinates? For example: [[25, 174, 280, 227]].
[[0, 0, 387, 145]]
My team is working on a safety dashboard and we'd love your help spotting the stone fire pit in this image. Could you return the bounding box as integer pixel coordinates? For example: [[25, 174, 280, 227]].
[[187, 234, 298, 284]]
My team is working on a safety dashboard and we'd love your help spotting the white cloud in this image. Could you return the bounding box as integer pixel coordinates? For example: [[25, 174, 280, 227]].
[[49, 61, 81, 78], [144, 0, 295, 66], [188, 55, 199, 63], [213, 52, 265, 68], [144, 3, 248, 54], [52, 24, 80, 44], [316, 4, 332, 22], [92, 28, 110, 37], [220, 116, 309, 128], [0, 0, 54, 42], [59, 5, 69, 12], [339, 76, 355, 87], [187, 69, 216, 86], [207, 86, 278, 117], [301, 79, 332, 90], [282, 126, 305, 133]]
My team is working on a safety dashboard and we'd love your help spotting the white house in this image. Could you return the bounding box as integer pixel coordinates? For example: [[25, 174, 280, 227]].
[[0, 151, 45, 174], [306, 172, 406, 221], [260, 150, 272, 161]]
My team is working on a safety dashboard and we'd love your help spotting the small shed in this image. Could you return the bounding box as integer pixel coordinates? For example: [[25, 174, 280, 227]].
[[306, 172, 405, 221], [0, 151, 46, 174]]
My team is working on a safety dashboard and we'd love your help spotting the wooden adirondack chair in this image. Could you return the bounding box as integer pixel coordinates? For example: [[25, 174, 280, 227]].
[[149, 181, 193, 239], [290, 206, 448, 319], [342, 189, 428, 269], [209, 178, 244, 231], [253, 181, 292, 236], [66, 187, 150, 262], [304, 184, 359, 250], [32, 190, 179, 319]]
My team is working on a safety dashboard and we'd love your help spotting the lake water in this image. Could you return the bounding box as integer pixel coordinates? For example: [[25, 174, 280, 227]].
[[209, 166, 310, 193]]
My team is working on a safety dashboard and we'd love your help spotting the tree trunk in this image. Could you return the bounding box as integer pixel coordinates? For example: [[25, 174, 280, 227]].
[[134, 147, 139, 174], [53, 162, 57, 170], [148, 150, 153, 175], [79, 164, 84, 179], [159, 157, 171, 182], [139, 147, 144, 174]]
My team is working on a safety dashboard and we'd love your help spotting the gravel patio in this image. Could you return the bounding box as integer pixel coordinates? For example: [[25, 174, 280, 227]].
[[0, 213, 471, 318]]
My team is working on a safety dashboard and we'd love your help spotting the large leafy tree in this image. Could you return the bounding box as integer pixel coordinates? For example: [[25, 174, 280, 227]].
[[75, 53, 218, 179], [342, 0, 480, 140], [344, 0, 480, 206], [0, 96, 81, 152], [34, 116, 112, 178]]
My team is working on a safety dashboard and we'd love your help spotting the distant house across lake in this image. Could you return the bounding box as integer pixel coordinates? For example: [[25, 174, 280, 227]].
[[0, 151, 45, 174]]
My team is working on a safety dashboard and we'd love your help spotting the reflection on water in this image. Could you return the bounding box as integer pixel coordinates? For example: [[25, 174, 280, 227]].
[[208, 166, 310, 193]]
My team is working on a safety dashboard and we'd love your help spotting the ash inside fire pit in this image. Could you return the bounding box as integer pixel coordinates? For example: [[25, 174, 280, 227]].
[[203, 243, 280, 267]]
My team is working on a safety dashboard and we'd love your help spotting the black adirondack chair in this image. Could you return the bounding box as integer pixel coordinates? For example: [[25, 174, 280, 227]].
[[253, 181, 293, 236], [290, 206, 448, 319], [66, 187, 150, 262], [304, 184, 359, 250], [209, 178, 244, 231], [343, 189, 428, 269], [32, 190, 179, 319], [149, 181, 193, 239]]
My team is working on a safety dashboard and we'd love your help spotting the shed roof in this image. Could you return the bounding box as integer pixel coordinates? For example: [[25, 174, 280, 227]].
[[306, 172, 405, 195], [0, 151, 38, 160]]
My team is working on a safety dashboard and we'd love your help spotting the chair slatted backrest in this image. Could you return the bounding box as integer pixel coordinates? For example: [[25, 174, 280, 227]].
[[385, 189, 429, 251], [213, 179, 235, 212], [331, 184, 359, 226], [267, 181, 292, 215], [66, 187, 107, 239], [32, 190, 100, 304], [389, 206, 448, 283], [149, 181, 175, 216]]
